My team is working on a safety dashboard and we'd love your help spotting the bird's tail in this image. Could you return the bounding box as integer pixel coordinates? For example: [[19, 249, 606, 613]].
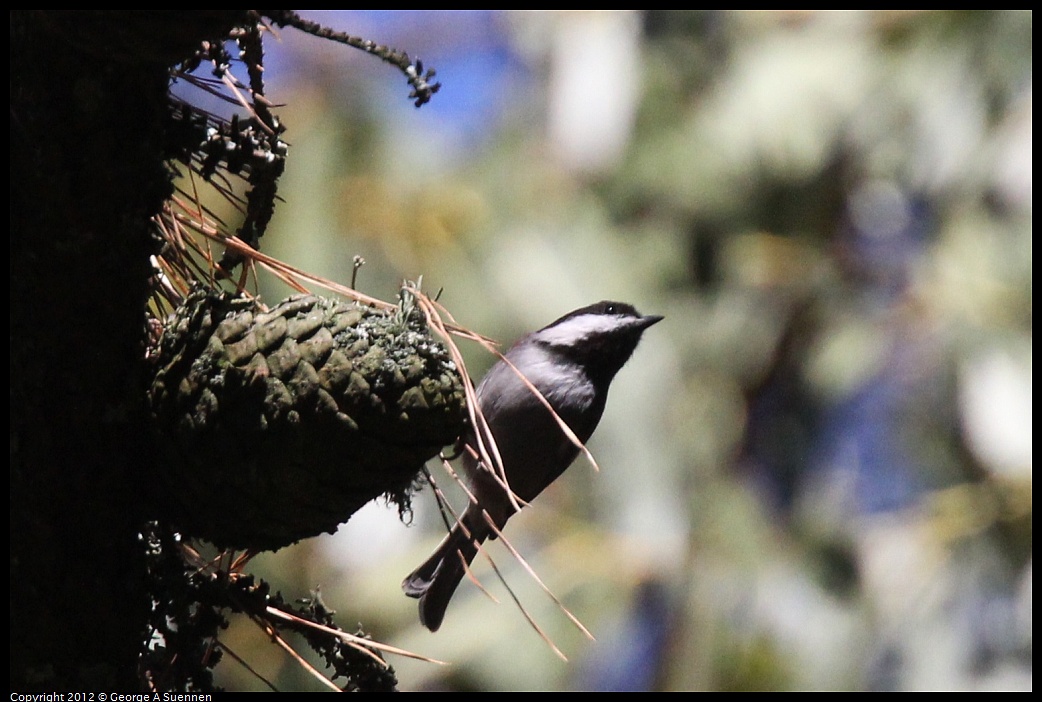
[[402, 514, 486, 632]]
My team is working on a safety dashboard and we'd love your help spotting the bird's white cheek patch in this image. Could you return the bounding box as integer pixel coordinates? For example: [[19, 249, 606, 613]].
[[538, 314, 630, 347]]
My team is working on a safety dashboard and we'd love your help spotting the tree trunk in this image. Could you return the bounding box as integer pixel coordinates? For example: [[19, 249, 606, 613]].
[[9, 11, 247, 690]]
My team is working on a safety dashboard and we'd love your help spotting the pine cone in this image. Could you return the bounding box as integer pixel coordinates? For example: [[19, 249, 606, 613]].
[[148, 289, 467, 550]]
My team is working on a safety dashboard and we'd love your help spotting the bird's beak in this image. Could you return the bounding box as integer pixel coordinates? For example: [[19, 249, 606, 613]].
[[638, 314, 664, 330]]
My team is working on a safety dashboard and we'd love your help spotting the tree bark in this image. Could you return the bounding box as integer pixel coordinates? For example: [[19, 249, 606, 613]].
[[10, 11, 247, 690]]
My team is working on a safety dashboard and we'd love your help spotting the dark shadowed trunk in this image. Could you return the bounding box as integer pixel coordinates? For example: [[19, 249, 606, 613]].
[[10, 11, 247, 690]]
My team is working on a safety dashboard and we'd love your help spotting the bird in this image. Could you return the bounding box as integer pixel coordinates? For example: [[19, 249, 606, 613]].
[[402, 301, 663, 631]]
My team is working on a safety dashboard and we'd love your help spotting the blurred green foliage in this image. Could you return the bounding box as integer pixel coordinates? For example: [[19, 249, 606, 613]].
[[201, 10, 1030, 691]]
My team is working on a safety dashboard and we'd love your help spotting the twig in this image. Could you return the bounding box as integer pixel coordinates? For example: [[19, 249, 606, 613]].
[[266, 607, 447, 665]]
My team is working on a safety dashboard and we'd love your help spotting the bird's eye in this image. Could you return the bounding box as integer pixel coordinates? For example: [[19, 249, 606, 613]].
[[605, 304, 615, 314]]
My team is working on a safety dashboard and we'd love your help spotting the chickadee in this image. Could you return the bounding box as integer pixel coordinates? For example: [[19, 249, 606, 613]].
[[402, 301, 663, 631]]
